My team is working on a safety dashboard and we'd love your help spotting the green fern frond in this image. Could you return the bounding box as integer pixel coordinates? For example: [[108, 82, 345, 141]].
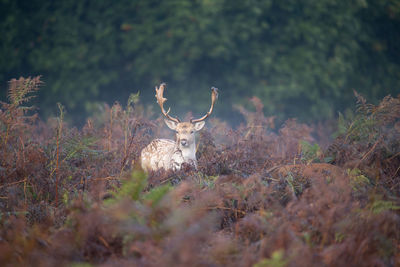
[[144, 184, 171, 208], [7, 76, 42, 106], [253, 250, 288, 267], [369, 199, 400, 214]]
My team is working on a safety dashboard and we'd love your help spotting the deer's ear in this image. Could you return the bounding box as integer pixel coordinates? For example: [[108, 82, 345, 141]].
[[193, 121, 205, 131], [164, 119, 178, 130]]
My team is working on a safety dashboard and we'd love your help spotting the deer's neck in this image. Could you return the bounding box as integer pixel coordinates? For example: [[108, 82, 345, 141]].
[[176, 142, 196, 161]]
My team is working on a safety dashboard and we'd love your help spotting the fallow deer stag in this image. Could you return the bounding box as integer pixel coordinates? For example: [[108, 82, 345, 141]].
[[140, 83, 218, 172]]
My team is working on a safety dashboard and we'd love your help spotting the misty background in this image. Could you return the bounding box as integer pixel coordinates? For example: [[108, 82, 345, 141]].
[[1, 0, 399, 125]]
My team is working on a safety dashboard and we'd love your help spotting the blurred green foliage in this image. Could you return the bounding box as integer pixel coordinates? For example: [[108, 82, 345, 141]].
[[253, 250, 288, 267], [1, 0, 399, 123]]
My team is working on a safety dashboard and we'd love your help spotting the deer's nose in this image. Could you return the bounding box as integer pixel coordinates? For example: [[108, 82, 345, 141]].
[[180, 139, 188, 146]]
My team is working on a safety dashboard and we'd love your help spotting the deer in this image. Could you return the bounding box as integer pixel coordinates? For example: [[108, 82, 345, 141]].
[[140, 83, 218, 172]]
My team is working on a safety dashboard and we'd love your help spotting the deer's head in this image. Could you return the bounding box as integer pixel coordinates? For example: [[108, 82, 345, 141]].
[[155, 83, 218, 149]]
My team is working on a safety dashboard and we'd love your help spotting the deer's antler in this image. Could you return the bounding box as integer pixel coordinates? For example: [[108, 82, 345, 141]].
[[191, 87, 218, 123], [155, 83, 181, 123]]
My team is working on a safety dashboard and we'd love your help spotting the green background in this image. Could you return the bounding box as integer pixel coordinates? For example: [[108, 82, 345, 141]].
[[1, 0, 399, 124]]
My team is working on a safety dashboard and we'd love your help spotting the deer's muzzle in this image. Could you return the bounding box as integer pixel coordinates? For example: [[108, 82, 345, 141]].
[[180, 139, 188, 147]]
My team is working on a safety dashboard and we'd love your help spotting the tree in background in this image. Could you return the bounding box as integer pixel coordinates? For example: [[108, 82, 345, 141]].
[[1, 0, 399, 123]]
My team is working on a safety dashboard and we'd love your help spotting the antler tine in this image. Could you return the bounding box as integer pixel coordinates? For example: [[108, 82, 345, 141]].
[[155, 83, 181, 123], [191, 87, 218, 123]]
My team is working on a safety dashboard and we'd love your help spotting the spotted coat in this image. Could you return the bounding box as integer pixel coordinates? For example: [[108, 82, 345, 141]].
[[140, 138, 197, 171]]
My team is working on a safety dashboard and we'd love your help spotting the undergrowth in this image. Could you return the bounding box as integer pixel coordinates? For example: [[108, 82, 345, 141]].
[[0, 77, 399, 266]]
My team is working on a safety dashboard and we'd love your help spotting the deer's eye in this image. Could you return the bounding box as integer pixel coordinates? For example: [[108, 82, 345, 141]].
[[190, 131, 194, 134]]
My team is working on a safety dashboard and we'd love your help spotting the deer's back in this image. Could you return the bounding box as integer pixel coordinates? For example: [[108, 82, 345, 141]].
[[140, 139, 178, 171]]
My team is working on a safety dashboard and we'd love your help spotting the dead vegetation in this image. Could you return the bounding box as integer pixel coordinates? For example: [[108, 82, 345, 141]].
[[0, 77, 399, 266]]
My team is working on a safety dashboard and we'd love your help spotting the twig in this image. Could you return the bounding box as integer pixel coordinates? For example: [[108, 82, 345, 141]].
[[264, 165, 283, 175], [24, 177, 27, 208], [391, 165, 400, 179], [108, 107, 113, 151], [0, 178, 27, 189], [387, 151, 400, 161], [90, 176, 118, 182], [55, 127, 60, 205], [98, 236, 111, 250], [120, 124, 138, 176], [356, 137, 383, 168], [3, 123, 10, 147], [159, 176, 177, 185], [55, 103, 64, 206]]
